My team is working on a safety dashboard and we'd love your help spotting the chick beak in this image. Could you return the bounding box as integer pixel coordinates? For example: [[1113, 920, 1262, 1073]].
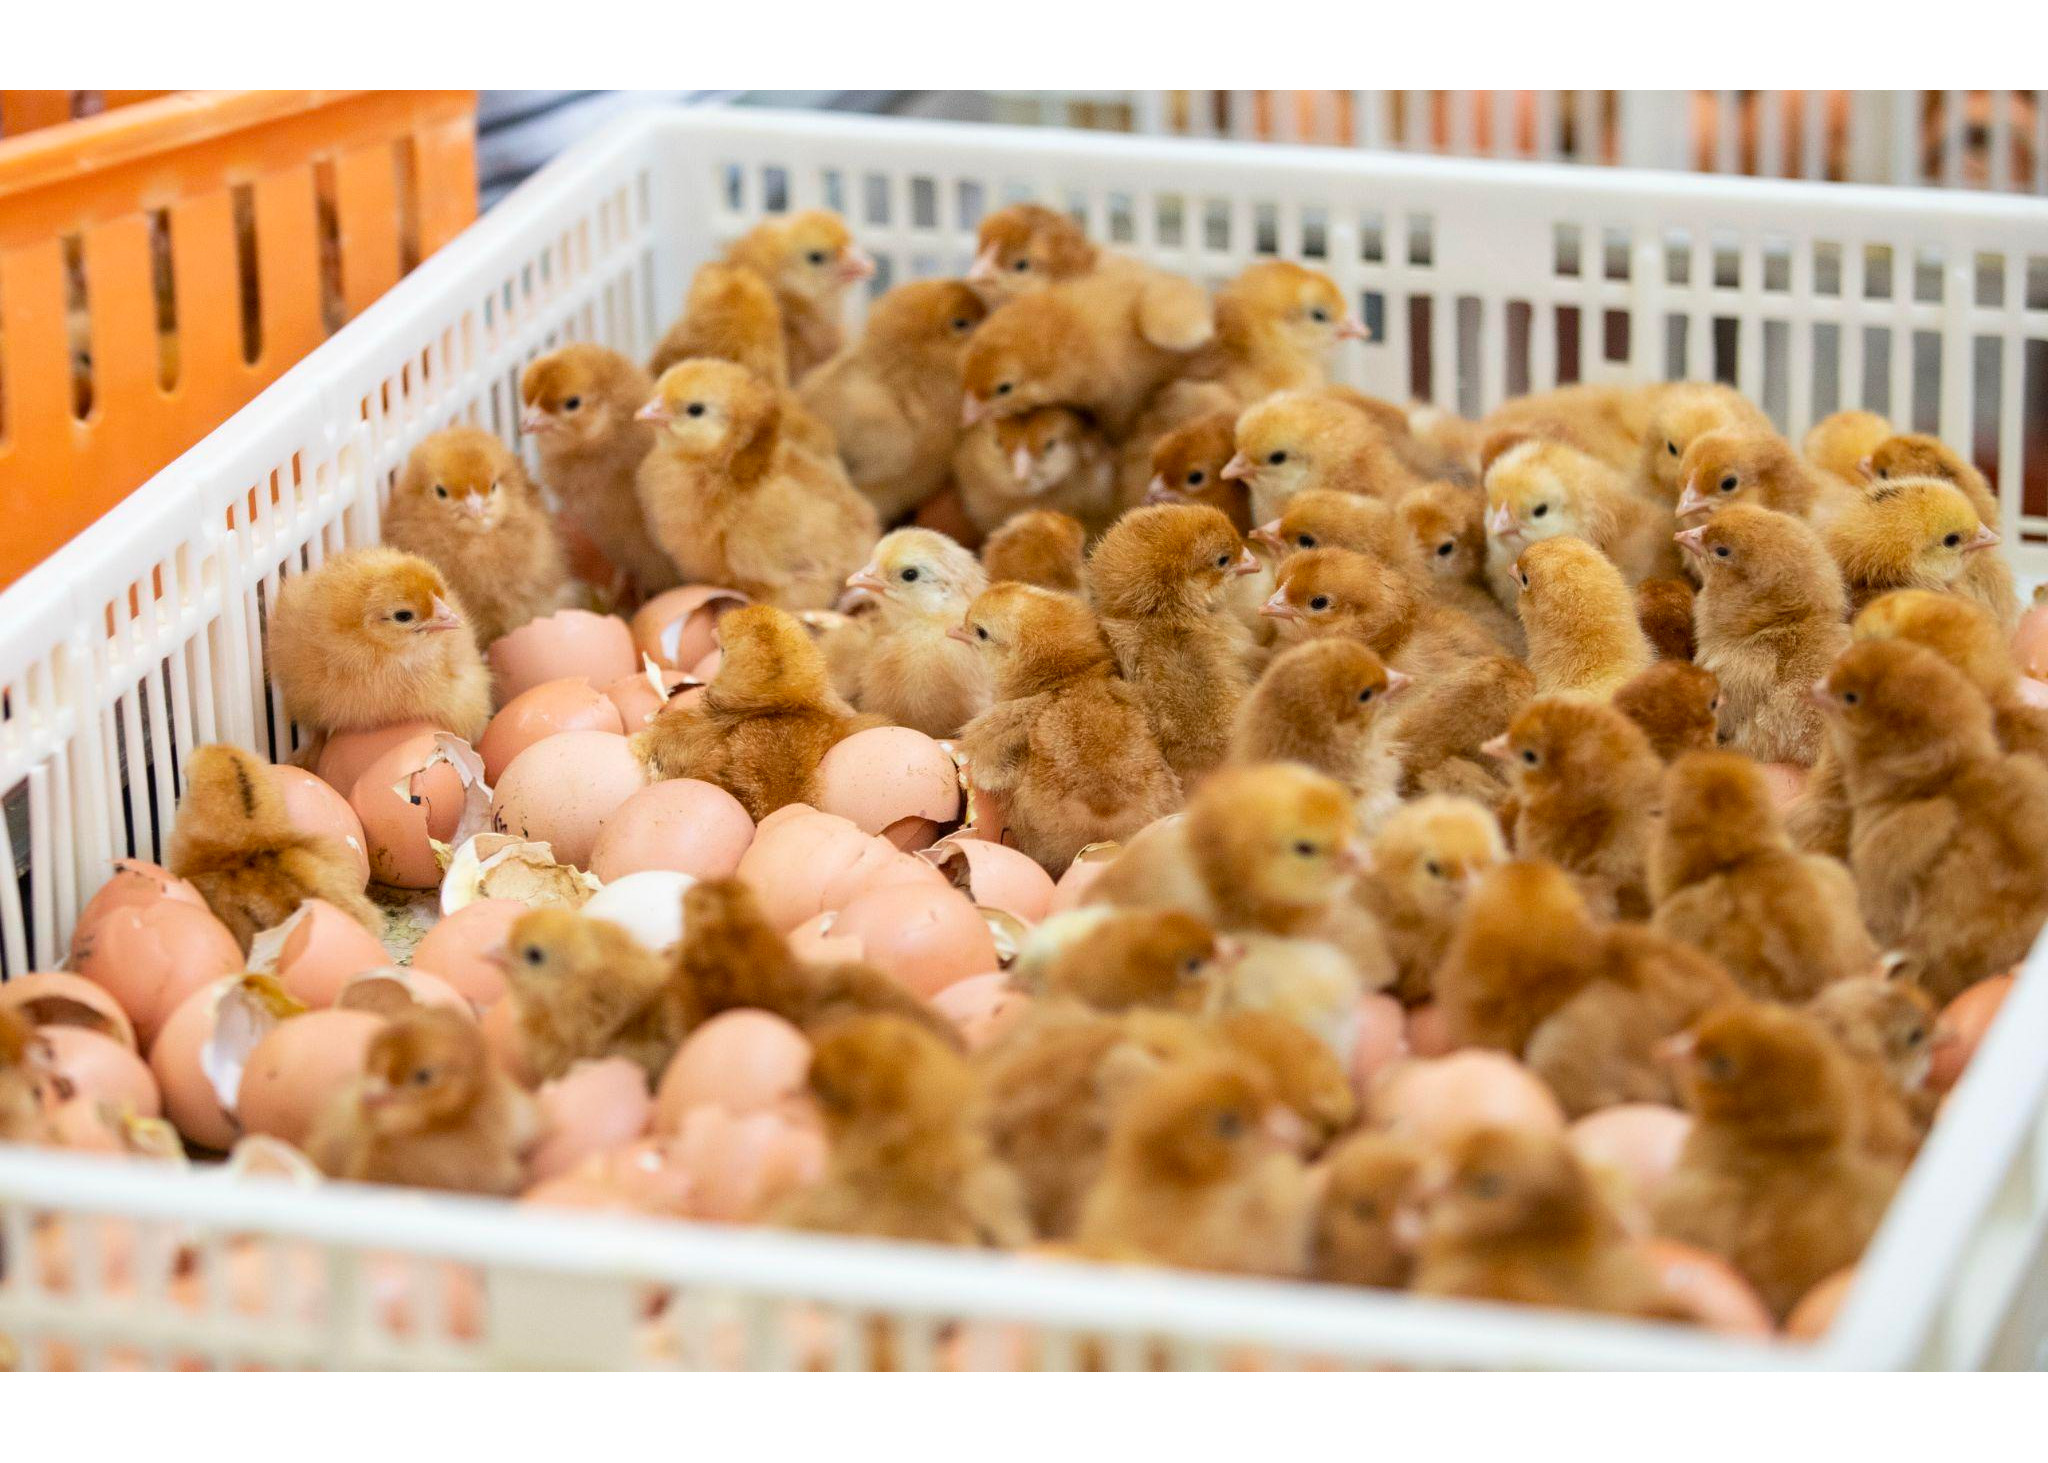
[[1674, 481, 1711, 521], [1332, 839, 1370, 877], [1220, 453, 1255, 482], [421, 596, 463, 633], [1965, 524, 2001, 553], [1486, 502, 1517, 538], [635, 399, 672, 424], [1652, 1031, 1698, 1069], [1389, 1204, 1428, 1251], [1010, 446, 1036, 484], [1480, 732, 1511, 760], [1808, 676, 1835, 710], [1258, 592, 1300, 621], [1261, 1106, 1312, 1154], [1673, 525, 1709, 559], [1228, 546, 1262, 577], [1144, 475, 1182, 506], [1930, 1025, 1962, 1052], [844, 567, 889, 602], [519, 406, 555, 435], [1383, 667, 1414, 700], [462, 494, 490, 521], [836, 246, 878, 285], [961, 395, 989, 428], [481, 944, 513, 971], [1249, 521, 1286, 553], [1336, 314, 1370, 342], [966, 244, 1001, 284], [1855, 455, 1876, 481], [946, 624, 978, 645], [361, 1076, 396, 1110], [1212, 935, 1246, 967]]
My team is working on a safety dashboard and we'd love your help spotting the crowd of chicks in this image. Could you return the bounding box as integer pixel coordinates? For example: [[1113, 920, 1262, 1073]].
[[6, 197, 2048, 1356]]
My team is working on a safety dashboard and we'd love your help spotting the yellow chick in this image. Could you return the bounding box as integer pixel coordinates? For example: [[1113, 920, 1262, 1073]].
[[838, 528, 992, 738]]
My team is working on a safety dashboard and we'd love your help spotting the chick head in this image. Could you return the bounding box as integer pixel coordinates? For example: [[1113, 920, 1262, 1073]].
[[1645, 383, 1756, 501], [398, 426, 521, 533], [1398, 482, 1485, 582], [1224, 260, 1363, 359], [707, 605, 833, 707], [1147, 412, 1240, 509], [1675, 428, 1791, 521], [520, 343, 640, 449], [1866, 432, 1970, 487], [1667, 1002, 1853, 1142], [866, 278, 986, 360], [1838, 478, 1997, 588], [1262, 547, 1411, 648], [343, 552, 467, 650], [1484, 438, 1605, 550], [1112, 1055, 1274, 1186], [748, 209, 873, 303], [1187, 763, 1362, 911], [1852, 589, 2011, 698], [1457, 859, 1596, 960], [1817, 637, 1997, 765], [1807, 976, 1941, 1094], [1371, 795, 1506, 917], [501, 908, 639, 992], [1319, 1132, 1429, 1257], [1215, 1009, 1358, 1144], [1613, 661, 1722, 762], [847, 528, 987, 621], [1496, 695, 1653, 797], [1253, 639, 1410, 738], [955, 582, 1109, 693], [359, 1008, 488, 1135], [980, 511, 1086, 592], [1227, 390, 1355, 504], [1660, 750, 1786, 876], [1674, 503, 1833, 604], [1511, 534, 1631, 624], [1263, 488, 1404, 564], [993, 406, 1096, 496], [1425, 1126, 1606, 1246], [806, 1014, 974, 1134], [1087, 503, 1253, 616], [968, 203, 1094, 301], [642, 358, 781, 461], [1051, 909, 1231, 1014]]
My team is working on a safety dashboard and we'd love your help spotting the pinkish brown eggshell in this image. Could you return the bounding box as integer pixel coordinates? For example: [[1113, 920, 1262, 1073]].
[[787, 914, 868, 965], [39, 1026, 161, 1117], [1046, 842, 1120, 914], [478, 998, 534, 1087], [348, 733, 482, 889], [334, 968, 474, 1021], [930, 973, 1032, 1052], [1785, 1265, 1857, 1340], [921, 837, 1055, 923], [1569, 1104, 1693, 1205], [604, 663, 695, 729], [524, 1138, 697, 1218], [260, 901, 390, 1008], [589, 778, 755, 883], [237, 1010, 386, 1147], [1930, 972, 2013, 1093], [490, 730, 647, 870], [824, 884, 1000, 1000], [313, 721, 441, 801], [814, 727, 962, 848], [0, 972, 138, 1049], [530, 1058, 654, 1184], [1641, 1239, 1775, 1337], [488, 610, 637, 702], [72, 900, 244, 1048], [1366, 1051, 1566, 1146], [266, 765, 371, 886], [736, 807, 929, 931], [477, 677, 626, 783], [631, 586, 749, 670], [1406, 1001, 1455, 1058], [1757, 762, 1808, 813], [413, 898, 526, 1006], [655, 1011, 812, 1131], [2015, 676, 2048, 710], [668, 1105, 826, 1222], [689, 648, 722, 681], [2013, 600, 2048, 679], [68, 860, 207, 965], [1349, 992, 1410, 1097], [150, 978, 300, 1151]]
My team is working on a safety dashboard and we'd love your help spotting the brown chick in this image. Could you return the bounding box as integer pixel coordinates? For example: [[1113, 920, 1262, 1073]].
[[1802, 409, 1894, 484], [1637, 382, 1772, 506], [954, 407, 1118, 538], [1632, 576, 1697, 661], [1355, 794, 1507, 1005], [520, 344, 676, 597], [1263, 548, 1495, 677], [649, 259, 790, 384], [1396, 481, 1525, 654], [1436, 860, 1737, 1115], [1673, 427, 1851, 528], [636, 359, 878, 609], [1383, 654, 1538, 816], [1823, 475, 2000, 619], [1654, 1002, 1901, 1320], [166, 743, 380, 951], [979, 509, 1086, 594], [1182, 260, 1365, 401], [306, 1009, 538, 1195], [1251, 487, 1423, 580], [1075, 1055, 1312, 1276], [1411, 1126, 1667, 1317], [965, 202, 1099, 304], [1087, 504, 1260, 786], [954, 583, 1181, 874], [1227, 640, 1410, 821], [635, 605, 877, 818], [1613, 661, 1721, 764], [1491, 697, 1663, 918], [1511, 537, 1655, 700], [1649, 751, 1877, 1001], [838, 528, 991, 738], [721, 209, 874, 382], [1313, 1132, 1429, 1288], [383, 427, 567, 648], [1680, 504, 1849, 764], [1035, 909, 1234, 1014], [1806, 975, 1940, 1168], [799, 279, 988, 522], [1481, 382, 1662, 474], [1226, 389, 1423, 519], [1142, 411, 1253, 532], [1866, 433, 2019, 631], [1484, 437, 1679, 604], [267, 547, 492, 742], [0, 1008, 52, 1144], [1818, 640, 2048, 1001], [498, 907, 685, 1082], [773, 1016, 1030, 1247]]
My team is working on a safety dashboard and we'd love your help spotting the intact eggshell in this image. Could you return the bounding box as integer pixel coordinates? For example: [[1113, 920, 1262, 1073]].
[[530, 1058, 654, 1184], [479, 999, 534, 1087], [815, 727, 962, 850], [604, 657, 696, 730], [2013, 599, 2048, 679], [1757, 762, 1808, 812], [1349, 993, 1410, 1096], [668, 1105, 826, 1223], [72, 900, 244, 1048], [348, 733, 490, 889], [582, 870, 696, 953], [1406, 1001, 1455, 1058], [1367, 1051, 1566, 1145], [248, 900, 390, 1008], [334, 968, 474, 1021], [1046, 841, 1120, 914], [1569, 1104, 1692, 1206], [1641, 1239, 1775, 1337], [313, 721, 441, 801], [236, 1010, 386, 1147], [39, 1027, 161, 1117], [69, 859, 207, 965], [930, 973, 1032, 1052], [825, 884, 1000, 999], [632, 586, 749, 671], [413, 899, 527, 1005], [0, 972, 138, 1049], [488, 610, 637, 701], [491, 730, 647, 870], [1786, 1265, 1857, 1341], [921, 837, 1055, 924], [590, 778, 755, 883], [151, 976, 304, 1151], [656, 1011, 812, 1131], [477, 677, 626, 782], [1930, 972, 2013, 1093], [267, 765, 371, 886]]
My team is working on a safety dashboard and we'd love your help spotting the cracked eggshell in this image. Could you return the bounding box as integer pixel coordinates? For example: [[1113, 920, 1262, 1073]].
[[40, 1026, 161, 1118], [589, 778, 755, 883], [688, 648, 722, 682], [334, 967, 473, 1021], [348, 733, 490, 890], [313, 721, 442, 802], [1046, 841, 1121, 914], [70, 860, 207, 965], [604, 657, 696, 730], [655, 1011, 812, 1131], [930, 973, 1032, 1052], [151, 976, 305, 1152], [668, 1105, 826, 1223], [73, 900, 245, 1049], [736, 807, 914, 931], [488, 610, 637, 702], [490, 730, 647, 871], [787, 914, 867, 965], [249, 901, 390, 1008], [478, 677, 626, 783], [920, 837, 1055, 924], [413, 898, 527, 1005], [632, 586, 749, 671], [266, 765, 371, 887], [1642, 1240, 1775, 1337], [529, 1058, 654, 1185], [524, 1138, 697, 1218], [814, 727, 963, 851], [825, 884, 999, 1000], [237, 1009, 386, 1147], [439, 834, 601, 917], [1366, 1051, 1566, 1147], [0, 972, 138, 1049], [582, 870, 695, 954]]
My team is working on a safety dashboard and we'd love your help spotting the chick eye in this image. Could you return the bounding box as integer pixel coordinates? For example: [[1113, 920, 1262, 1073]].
[[1703, 1053, 1736, 1081], [1215, 553, 1233, 569], [522, 945, 544, 966], [806, 250, 828, 265], [1531, 503, 1549, 518], [1713, 545, 1731, 558], [1436, 540, 1455, 557], [434, 485, 449, 500], [1425, 860, 1444, 877], [1181, 955, 1205, 977], [1719, 474, 1739, 493], [1875, 467, 1890, 480], [1297, 534, 1317, 549], [952, 317, 972, 331], [1666, 440, 1679, 456], [996, 382, 1014, 396], [1011, 258, 1031, 273], [685, 402, 707, 418], [412, 1067, 436, 1087], [562, 396, 582, 412], [392, 610, 416, 624], [1267, 451, 1288, 466], [900, 567, 921, 583], [1292, 840, 1318, 857], [1521, 749, 1539, 766], [1942, 532, 1962, 548], [1214, 1111, 1245, 1140], [1309, 307, 1330, 323], [1517, 571, 1530, 589], [1842, 690, 1860, 706], [1468, 1173, 1505, 1200], [975, 626, 989, 640], [1906, 1027, 1926, 1047], [1357, 686, 1374, 703], [1186, 470, 1205, 487], [488, 481, 501, 494], [1308, 595, 1332, 611]]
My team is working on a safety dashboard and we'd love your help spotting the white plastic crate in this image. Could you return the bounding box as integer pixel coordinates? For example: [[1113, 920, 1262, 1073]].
[[2, 105, 2048, 1370]]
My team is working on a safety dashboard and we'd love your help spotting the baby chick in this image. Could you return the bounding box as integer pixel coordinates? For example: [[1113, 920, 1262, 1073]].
[[1312, 1132, 1429, 1288], [1655, 1002, 1901, 1320], [954, 583, 1181, 874], [0, 1008, 52, 1144], [499, 907, 684, 1082], [1824, 475, 2000, 619], [1612, 661, 1721, 764], [635, 604, 879, 819], [1382, 654, 1538, 816], [306, 1009, 539, 1195], [799, 279, 988, 522], [1253, 487, 1423, 579], [1637, 382, 1771, 506], [1226, 389, 1422, 519], [1355, 795, 1506, 1005], [1851, 589, 2048, 765], [839, 528, 991, 738], [1182, 260, 1364, 401], [965, 202, 1099, 304], [649, 259, 790, 385], [267, 547, 492, 742], [1263, 548, 1495, 677], [1033, 909, 1234, 1014], [979, 509, 1087, 594], [1681, 504, 1849, 764], [955, 407, 1117, 538], [773, 1015, 1030, 1247], [1511, 536, 1655, 701], [721, 208, 874, 382], [1806, 975, 1941, 1167], [1649, 751, 1877, 1001], [1227, 640, 1409, 820], [1075, 1055, 1312, 1277], [1396, 481, 1525, 654], [1866, 433, 2019, 631], [166, 743, 380, 951], [1802, 408, 1894, 484], [520, 344, 676, 598], [1411, 1126, 1668, 1318], [1492, 697, 1663, 918], [383, 426, 567, 647], [1818, 640, 2048, 1001], [1674, 427, 1849, 528], [1143, 411, 1252, 532], [1484, 437, 1678, 604], [1632, 576, 1697, 662], [1481, 383, 1661, 474], [1087, 504, 1259, 786]]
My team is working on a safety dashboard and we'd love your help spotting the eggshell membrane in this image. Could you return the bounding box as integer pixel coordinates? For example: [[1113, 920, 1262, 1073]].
[[1349, 993, 1410, 1096], [1785, 1265, 1857, 1341], [530, 1058, 655, 1184], [814, 727, 963, 849], [313, 720, 441, 801], [348, 733, 478, 889], [0, 971, 138, 1049], [921, 837, 1055, 923], [260, 900, 390, 1008], [826, 884, 1001, 999], [490, 730, 647, 870], [1405, 1001, 1455, 1058], [582, 870, 696, 954], [413, 899, 525, 1006], [39, 1026, 162, 1117], [656, 1011, 813, 1131], [1569, 1104, 1692, 1205], [1367, 1051, 1567, 1146], [787, 915, 868, 966], [589, 778, 755, 883], [477, 677, 626, 783], [151, 978, 278, 1151], [1640, 1239, 1775, 1337], [73, 900, 244, 1048], [930, 973, 1033, 1053], [631, 586, 749, 671], [334, 968, 475, 1021], [736, 806, 945, 931], [237, 1010, 386, 1147], [266, 764, 372, 886], [2013, 600, 2048, 679], [488, 610, 638, 702], [1046, 842, 1120, 914], [69, 859, 208, 968], [668, 1105, 826, 1222], [604, 663, 695, 729], [1930, 972, 2013, 1093]]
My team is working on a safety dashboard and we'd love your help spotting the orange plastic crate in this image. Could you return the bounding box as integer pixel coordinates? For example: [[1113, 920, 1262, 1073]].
[[0, 89, 477, 589]]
